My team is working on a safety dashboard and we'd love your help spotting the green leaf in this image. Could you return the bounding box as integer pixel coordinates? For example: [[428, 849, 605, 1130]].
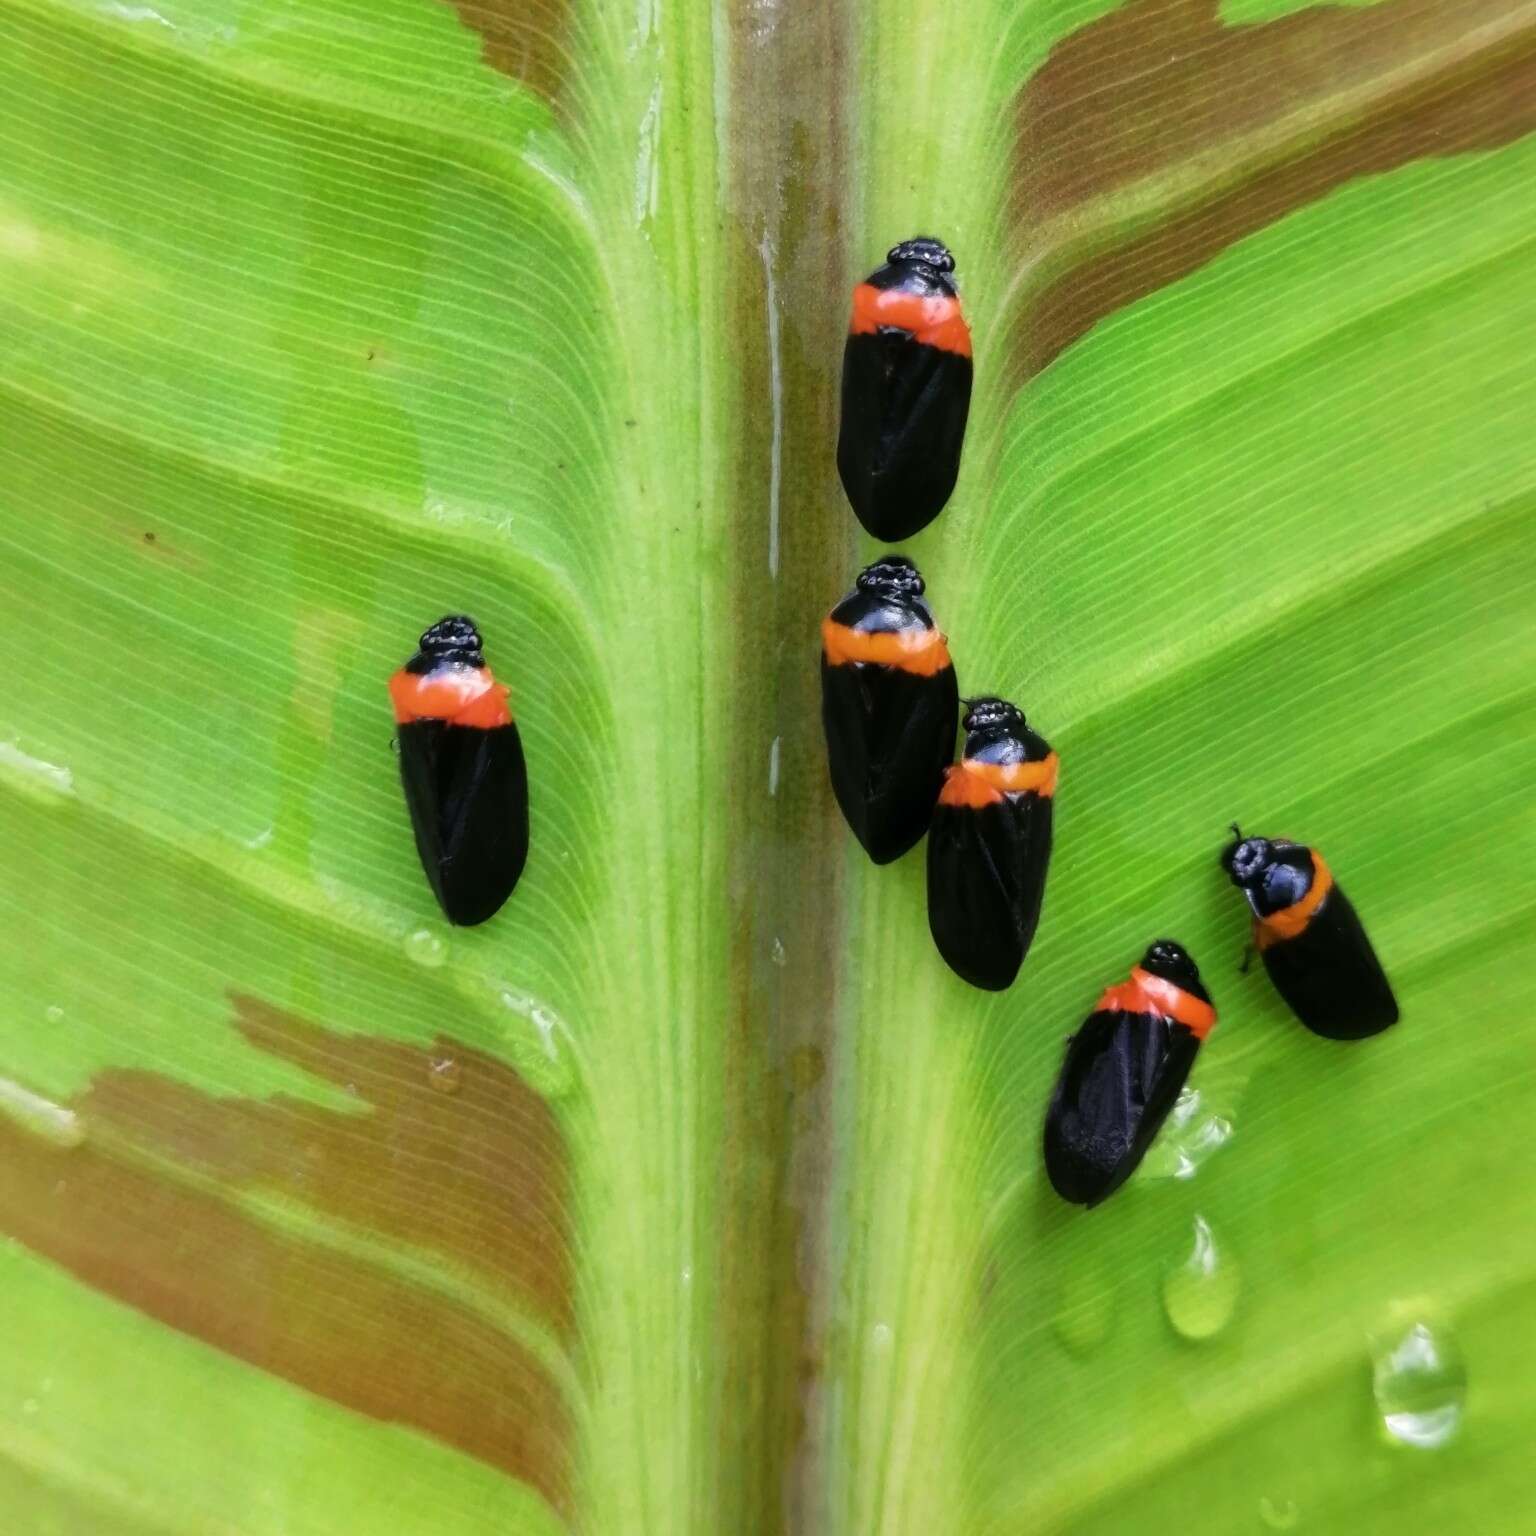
[[1, 0, 1533, 1531]]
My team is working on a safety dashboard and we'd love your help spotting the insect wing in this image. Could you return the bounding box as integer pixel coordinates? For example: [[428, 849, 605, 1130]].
[[398, 718, 529, 926], [1263, 882, 1398, 1040], [1044, 1006, 1199, 1206]]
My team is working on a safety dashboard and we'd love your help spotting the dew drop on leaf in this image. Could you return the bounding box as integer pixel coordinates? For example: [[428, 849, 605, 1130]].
[[1162, 1214, 1239, 1341], [1259, 1495, 1300, 1530], [490, 987, 577, 1096], [1052, 1269, 1115, 1357], [403, 928, 448, 969], [0, 1078, 85, 1150], [1140, 1087, 1234, 1181], [1371, 1318, 1466, 1449]]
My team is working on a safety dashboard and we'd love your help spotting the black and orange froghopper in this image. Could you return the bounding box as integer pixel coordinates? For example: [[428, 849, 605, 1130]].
[[389, 616, 529, 926], [1222, 830, 1398, 1040], [820, 556, 960, 865], [1044, 941, 1217, 1207], [837, 237, 973, 542], [926, 697, 1056, 990]]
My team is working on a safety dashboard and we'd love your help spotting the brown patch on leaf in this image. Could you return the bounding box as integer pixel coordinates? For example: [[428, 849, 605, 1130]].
[[1014, 0, 1536, 380], [441, 0, 569, 103], [0, 996, 574, 1515]]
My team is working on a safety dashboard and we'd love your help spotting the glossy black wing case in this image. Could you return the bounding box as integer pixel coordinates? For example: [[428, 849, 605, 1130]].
[[1261, 883, 1398, 1040], [838, 334, 973, 541], [397, 719, 529, 926], [821, 660, 959, 864], [1043, 943, 1215, 1208], [926, 793, 1052, 990], [1043, 1008, 1199, 1208], [925, 698, 1056, 991]]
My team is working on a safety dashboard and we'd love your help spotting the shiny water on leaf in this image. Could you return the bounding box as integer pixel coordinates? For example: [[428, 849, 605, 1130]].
[[1372, 1319, 1466, 1449], [403, 928, 448, 969], [1162, 1214, 1239, 1340], [1140, 1087, 1234, 1181], [0, 1078, 85, 1150], [1052, 1268, 1115, 1357], [1259, 1495, 1300, 1530]]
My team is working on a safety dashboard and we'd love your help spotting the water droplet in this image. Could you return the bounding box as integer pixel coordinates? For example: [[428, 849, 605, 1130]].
[[530, 1004, 560, 1060], [1371, 1318, 1466, 1449], [0, 1078, 84, 1150], [680, 1265, 693, 1289], [21, 1398, 38, 1416], [1141, 1087, 1234, 1180], [767, 735, 781, 796], [243, 825, 275, 851], [871, 1322, 893, 1353], [0, 740, 74, 800], [44, 1006, 63, 1024], [1052, 1271, 1115, 1357], [426, 1057, 461, 1095], [1162, 1214, 1239, 1341], [404, 929, 448, 969], [1259, 1496, 1300, 1530], [770, 936, 786, 967], [633, 80, 662, 228], [494, 986, 576, 1097]]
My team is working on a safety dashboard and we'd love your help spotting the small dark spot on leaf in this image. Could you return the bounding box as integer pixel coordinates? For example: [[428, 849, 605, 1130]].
[[142, 531, 156, 543], [787, 1045, 825, 1092]]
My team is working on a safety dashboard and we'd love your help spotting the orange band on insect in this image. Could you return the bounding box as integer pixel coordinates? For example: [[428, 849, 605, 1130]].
[[937, 752, 1059, 808], [850, 284, 972, 358], [1095, 969, 1216, 1040], [389, 667, 512, 728], [821, 617, 952, 677], [1254, 853, 1333, 951]]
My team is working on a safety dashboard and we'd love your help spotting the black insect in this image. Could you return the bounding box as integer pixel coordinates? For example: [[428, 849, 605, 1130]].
[[926, 697, 1056, 990], [1222, 829, 1398, 1040], [1044, 940, 1217, 1208], [389, 616, 529, 925], [837, 237, 973, 541], [820, 556, 959, 864]]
